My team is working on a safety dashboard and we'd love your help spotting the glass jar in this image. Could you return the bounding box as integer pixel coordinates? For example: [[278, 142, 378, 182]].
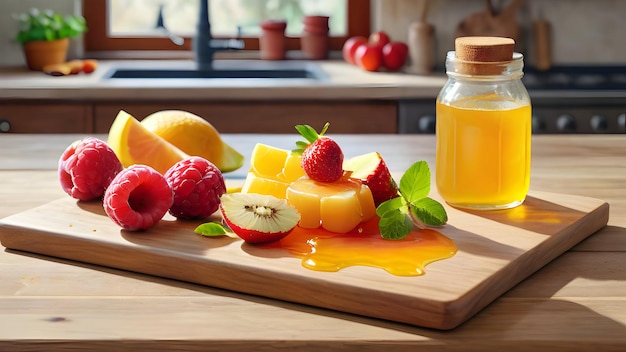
[[435, 37, 531, 210]]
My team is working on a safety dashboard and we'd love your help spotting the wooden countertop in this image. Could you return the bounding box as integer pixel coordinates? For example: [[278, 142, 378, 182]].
[[1, 134, 625, 351], [0, 60, 446, 101]]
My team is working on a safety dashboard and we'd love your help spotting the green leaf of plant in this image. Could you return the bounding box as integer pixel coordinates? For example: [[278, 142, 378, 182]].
[[399, 161, 431, 203], [58, 28, 70, 39], [30, 27, 46, 41], [378, 207, 413, 240], [376, 196, 404, 217], [194, 222, 229, 237], [16, 32, 29, 44], [409, 197, 448, 226], [14, 10, 86, 43], [44, 28, 55, 41]]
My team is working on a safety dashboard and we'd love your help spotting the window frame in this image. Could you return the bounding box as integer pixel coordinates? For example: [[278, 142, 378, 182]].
[[82, 0, 370, 52]]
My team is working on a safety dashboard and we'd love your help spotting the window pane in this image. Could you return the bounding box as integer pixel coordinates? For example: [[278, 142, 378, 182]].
[[108, 0, 347, 37]]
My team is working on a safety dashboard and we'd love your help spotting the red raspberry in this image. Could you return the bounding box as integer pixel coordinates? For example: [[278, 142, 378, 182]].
[[164, 157, 226, 219], [58, 137, 123, 201], [104, 165, 173, 231]]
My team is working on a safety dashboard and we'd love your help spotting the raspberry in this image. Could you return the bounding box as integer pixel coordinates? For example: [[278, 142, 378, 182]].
[[58, 137, 123, 201], [164, 157, 226, 219], [104, 165, 173, 231]]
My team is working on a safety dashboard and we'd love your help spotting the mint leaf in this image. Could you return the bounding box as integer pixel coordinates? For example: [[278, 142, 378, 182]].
[[378, 206, 413, 240], [376, 160, 447, 240], [194, 222, 229, 237], [399, 161, 430, 203], [376, 196, 404, 217], [409, 197, 448, 226]]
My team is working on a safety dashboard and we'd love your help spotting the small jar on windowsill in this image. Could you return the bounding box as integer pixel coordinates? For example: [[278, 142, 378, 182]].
[[301, 15, 329, 60], [260, 20, 288, 60]]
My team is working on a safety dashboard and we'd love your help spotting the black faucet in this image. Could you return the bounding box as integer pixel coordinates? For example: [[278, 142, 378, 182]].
[[194, 0, 245, 69], [156, 4, 184, 46]]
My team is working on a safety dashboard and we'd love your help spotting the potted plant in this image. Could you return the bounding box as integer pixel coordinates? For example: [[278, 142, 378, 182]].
[[14, 8, 87, 71]]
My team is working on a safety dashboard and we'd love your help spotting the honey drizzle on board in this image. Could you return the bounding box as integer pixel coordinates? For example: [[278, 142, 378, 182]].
[[262, 218, 457, 277]]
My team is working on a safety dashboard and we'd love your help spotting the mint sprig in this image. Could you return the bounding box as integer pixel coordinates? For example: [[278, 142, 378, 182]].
[[376, 161, 448, 240]]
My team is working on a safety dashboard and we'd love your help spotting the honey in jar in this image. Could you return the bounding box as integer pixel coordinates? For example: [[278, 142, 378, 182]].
[[436, 37, 531, 210]]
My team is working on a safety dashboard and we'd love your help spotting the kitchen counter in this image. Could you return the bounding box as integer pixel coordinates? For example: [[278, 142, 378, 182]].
[[1, 134, 625, 351], [0, 60, 446, 101]]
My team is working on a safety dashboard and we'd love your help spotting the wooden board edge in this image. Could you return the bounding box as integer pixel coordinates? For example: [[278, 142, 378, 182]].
[[0, 197, 612, 331], [0, 221, 455, 330], [436, 199, 611, 330]]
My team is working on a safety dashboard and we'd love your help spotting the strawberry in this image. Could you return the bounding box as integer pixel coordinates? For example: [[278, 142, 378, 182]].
[[294, 122, 344, 183]]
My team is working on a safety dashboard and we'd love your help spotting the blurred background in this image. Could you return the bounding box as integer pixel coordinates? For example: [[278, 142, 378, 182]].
[[1, 0, 625, 68]]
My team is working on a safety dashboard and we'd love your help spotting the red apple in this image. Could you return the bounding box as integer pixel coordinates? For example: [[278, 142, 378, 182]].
[[342, 36, 368, 65], [382, 41, 409, 71], [369, 31, 391, 48], [343, 152, 399, 206], [354, 43, 383, 72]]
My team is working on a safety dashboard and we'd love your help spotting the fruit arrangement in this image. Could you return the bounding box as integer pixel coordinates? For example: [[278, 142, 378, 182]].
[[343, 31, 409, 72], [57, 113, 447, 247], [58, 110, 236, 231], [214, 122, 447, 241]]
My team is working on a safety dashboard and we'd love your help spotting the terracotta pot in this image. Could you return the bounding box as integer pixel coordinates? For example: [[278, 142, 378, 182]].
[[260, 20, 288, 60], [301, 16, 330, 60], [301, 31, 329, 60], [22, 38, 69, 71], [303, 15, 329, 28]]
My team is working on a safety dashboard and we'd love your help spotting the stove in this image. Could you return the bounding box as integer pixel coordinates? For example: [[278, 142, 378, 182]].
[[524, 66, 626, 134], [398, 66, 626, 134], [523, 66, 626, 92]]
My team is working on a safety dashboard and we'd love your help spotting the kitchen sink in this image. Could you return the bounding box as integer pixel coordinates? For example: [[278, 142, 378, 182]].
[[103, 61, 327, 80], [107, 68, 321, 79]]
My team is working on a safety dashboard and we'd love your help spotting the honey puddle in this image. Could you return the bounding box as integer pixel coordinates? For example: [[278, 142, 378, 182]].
[[263, 218, 457, 276]]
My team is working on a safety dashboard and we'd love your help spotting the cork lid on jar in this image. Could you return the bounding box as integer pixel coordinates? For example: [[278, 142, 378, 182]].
[[454, 37, 515, 75]]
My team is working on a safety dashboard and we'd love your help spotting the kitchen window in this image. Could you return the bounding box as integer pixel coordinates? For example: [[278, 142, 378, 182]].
[[82, 0, 370, 53]]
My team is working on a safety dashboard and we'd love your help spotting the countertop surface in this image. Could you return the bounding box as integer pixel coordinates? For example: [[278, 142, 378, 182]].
[[0, 60, 446, 101], [1, 133, 625, 351]]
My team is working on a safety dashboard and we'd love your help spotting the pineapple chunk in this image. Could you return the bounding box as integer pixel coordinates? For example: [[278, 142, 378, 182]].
[[286, 177, 376, 233]]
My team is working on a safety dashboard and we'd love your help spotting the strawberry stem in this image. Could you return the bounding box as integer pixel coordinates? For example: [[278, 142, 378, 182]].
[[318, 122, 330, 136], [293, 122, 331, 155]]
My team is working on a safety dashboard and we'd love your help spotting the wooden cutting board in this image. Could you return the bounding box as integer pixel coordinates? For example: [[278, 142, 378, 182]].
[[0, 190, 608, 330]]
